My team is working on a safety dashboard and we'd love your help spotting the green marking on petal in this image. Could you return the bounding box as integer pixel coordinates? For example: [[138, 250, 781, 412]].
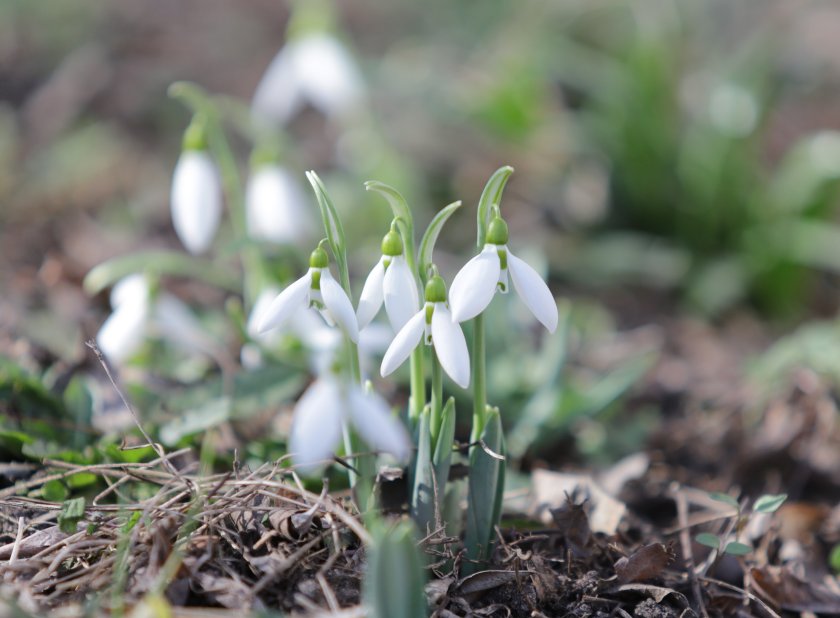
[[310, 269, 321, 290]]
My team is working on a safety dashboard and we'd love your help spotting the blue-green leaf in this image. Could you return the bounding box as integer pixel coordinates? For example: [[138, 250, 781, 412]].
[[754, 493, 787, 514], [695, 532, 720, 549], [417, 200, 461, 283], [366, 521, 427, 618], [476, 166, 514, 247]]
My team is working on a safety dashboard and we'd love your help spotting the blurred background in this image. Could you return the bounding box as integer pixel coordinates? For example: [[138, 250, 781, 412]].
[[3, 0, 840, 469]]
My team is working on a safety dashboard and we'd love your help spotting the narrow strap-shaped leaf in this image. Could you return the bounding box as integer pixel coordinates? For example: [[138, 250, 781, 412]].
[[464, 407, 505, 574], [306, 171, 348, 275], [410, 407, 435, 534], [417, 200, 462, 284], [366, 521, 427, 618], [476, 166, 514, 247], [432, 397, 456, 498], [84, 250, 240, 296]]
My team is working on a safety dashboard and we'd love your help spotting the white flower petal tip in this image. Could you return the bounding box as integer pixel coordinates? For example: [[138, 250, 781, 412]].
[[431, 304, 470, 388], [246, 165, 310, 244], [348, 389, 412, 463], [289, 379, 344, 476], [383, 256, 420, 332], [380, 310, 426, 377], [356, 258, 386, 331], [449, 246, 501, 323], [508, 253, 558, 333], [256, 275, 311, 335], [110, 274, 149, 309], [320, 272, 359, 343], [170, 151, 223, 255], [96, 303, 147, 363]]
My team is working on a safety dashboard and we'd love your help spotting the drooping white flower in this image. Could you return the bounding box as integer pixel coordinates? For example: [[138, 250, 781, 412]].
[[449, 215, 558, 332], [357, 225, 419, 332], [96, 274, 150, 363], [245, 162, 311, 244], [381, 274, 470, 388], [252, 32, 364, 126], [290, 375, 411, 475], [257, 244, 359, 342], [170, 122, 223, 255]]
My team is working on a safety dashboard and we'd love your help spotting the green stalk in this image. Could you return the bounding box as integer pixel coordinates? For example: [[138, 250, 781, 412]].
[[469, 313, 487, 444], [429, 352, 443, 445]]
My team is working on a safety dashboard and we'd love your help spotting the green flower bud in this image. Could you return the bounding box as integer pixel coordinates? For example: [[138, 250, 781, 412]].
[[381, 229, 404, 257], [486, 216, 509, 245], [309, 245, 329, 269], [424, 274, 447, 303]]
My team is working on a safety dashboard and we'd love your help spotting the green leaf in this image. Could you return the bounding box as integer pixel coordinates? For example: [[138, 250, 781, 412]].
[[829, 544, 840, 573], [476, 166, 514, 247], [159, 397, 231, 446], [432, 398, 456, 504], [723, 541, 752, 556], [42, 479, 68, 502], [366, 521, 427, 618], [66, 472, 98, 489], [464, 408, 505, 574], [709, 492, 740, 510], [306, 171, 347, 267], [58, 497, 86, 534], [417, 200, 461, 283], [695, 532, 720, 549], [410, 407, 434, 533], [754, 493, 787, 514], [63, 376, 93, 450], [83, 250, 239, 296]]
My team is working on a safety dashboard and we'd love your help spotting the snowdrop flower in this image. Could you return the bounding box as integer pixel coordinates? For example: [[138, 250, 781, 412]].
[[170, 120, 223, 254], [246, 155, 311, 244], [96, 274, 150, 363], [356, 224, 419, 332], [252, 32, 364, 126], [290, 375, 411, 475], [381, 274, 470, 388], [257, 243, 359, 342], [449, 214, 558, 332]]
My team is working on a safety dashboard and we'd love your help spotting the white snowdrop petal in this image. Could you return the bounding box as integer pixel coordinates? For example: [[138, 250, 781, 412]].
[[170, 151, 222, 255], [431, 304, 470, 388], [291, 34, 364, 119], [251, 47, 304, 126], [356, 258, 386, 331], [449, 245, 501, 322], [320, 271, 360, 343], [289, 379, 345, 475], [383, 256, 420, 332], [380, 309, 426, 377], [347, 388, 411, 462], [247, 287, 282, 338], [257, 274, 311, 334], [96, 303, 147, 363], [109, 274, 149, 309], [508, 252, 558, 333], [246, 165, 310, 244]]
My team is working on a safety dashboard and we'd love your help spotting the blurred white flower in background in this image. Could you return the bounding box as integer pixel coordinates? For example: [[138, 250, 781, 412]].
[[252, 32, 365, 126], [289, 375, 411, 475], [171, 148, 223, 255], [245, 163, 312, 244]]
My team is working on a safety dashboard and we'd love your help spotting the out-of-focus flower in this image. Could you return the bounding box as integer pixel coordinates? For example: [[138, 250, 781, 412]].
[[289, 375, 411, 475], [381, 274, 469, 388], [357, 225, 419, 332], [257, 244, 359, 342], [252, 32, 364, 126], [449, 214, 557, 332], [171, 121, 222, 254], [246, 156, 311, 244], [96, 274, 218, 364]]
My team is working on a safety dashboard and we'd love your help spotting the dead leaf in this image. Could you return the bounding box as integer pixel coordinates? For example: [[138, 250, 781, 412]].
[[614, 542, 675, 583], [456, 570, 519, 596], [533, 469, 626, 535], [750, 565, 840, 613], [0, 526, 67, 560], [550, 495, 592, 557], [609, 583, 689, 606]]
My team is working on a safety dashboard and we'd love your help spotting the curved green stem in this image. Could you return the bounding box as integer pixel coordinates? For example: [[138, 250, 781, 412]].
[[430, 352, 443, 445], [469, 314, 487, 444]]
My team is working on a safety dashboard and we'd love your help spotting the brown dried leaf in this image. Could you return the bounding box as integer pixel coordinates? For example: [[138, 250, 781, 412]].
[[750, 565, 840, 613], [0, 526, 67, 560], [532, 469, 626, 534], [550, 495, 592, 557], [456, 570, 519, 596], [614, 542, 675, 583]]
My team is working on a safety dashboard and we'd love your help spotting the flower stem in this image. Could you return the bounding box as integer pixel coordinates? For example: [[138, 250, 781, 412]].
[[429, 351, 443, 445], [409, 349, 425, 425], [469, 313, 487, 445]]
